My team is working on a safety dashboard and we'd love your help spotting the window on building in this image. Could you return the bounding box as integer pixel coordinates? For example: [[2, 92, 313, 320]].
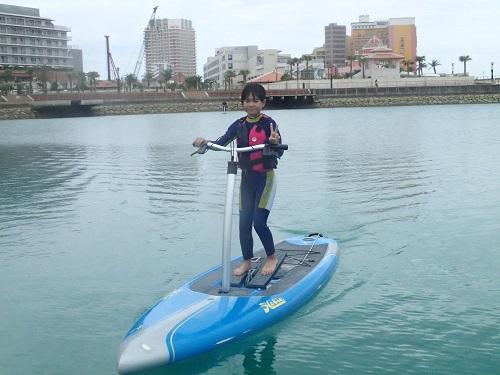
[[228, 63, 233, 69], [228, 54, 232, 60]]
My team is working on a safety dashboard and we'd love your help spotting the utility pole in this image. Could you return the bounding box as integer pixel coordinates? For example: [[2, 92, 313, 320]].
[[105, 35, 111, 81]]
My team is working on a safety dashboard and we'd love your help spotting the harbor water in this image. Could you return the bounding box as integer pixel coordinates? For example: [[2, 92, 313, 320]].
[[0, 104, 499, 374]]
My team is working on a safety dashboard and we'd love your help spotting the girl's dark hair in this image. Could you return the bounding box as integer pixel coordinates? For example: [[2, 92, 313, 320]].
[[241, 83, 266, 103]]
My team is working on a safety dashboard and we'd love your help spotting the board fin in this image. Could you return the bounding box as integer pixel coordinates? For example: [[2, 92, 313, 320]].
[[246, 252, 286, 289]]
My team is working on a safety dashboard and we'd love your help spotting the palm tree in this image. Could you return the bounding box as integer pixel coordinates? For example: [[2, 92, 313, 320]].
[[415, 56, 426, 76], [159, 68, 172, 90], [358, 56, 367, 78], [66, 72, 74, 92], [36, 65, 49, 93], [238, 69, 250, 84], [224, 70, 236, 90], [459, 55, 472, 76], [185, 75, 202, 90], [429, 60, 441, 74], [347, 56, 356, 78], [76, 71, 86, 92], [86, 71, 99, 92], [142, 72, 153, 89], [402, 59, 414, 77], [124, 73, 137, 91], [301, 55, 313, 79], [25, 68, 34, 94], [0, 68, 14, 94], [287, 58, 294, 78], [290, 57, 301, 83]]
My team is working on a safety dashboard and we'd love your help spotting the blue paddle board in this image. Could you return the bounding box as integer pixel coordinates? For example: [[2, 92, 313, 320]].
[[117, 234, 338, 373]]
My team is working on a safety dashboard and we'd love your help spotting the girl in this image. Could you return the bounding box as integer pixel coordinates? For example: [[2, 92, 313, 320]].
[[193, 83, 283, 276]]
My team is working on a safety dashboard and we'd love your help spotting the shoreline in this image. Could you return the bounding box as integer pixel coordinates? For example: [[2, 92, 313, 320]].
[[1, 93, 499, 120]]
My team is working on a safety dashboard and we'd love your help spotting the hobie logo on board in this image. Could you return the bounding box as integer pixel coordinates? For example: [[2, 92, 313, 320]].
[[259, 297, 286, 313]]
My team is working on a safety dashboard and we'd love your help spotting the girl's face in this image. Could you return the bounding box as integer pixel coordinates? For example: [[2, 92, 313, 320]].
[[243, 94, 265, 118]]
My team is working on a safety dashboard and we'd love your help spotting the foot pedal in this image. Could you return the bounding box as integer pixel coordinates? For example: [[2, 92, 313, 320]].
[[230, 257, 262, 287], [246, 252, 286, 289], [230, 273, 246, 287]]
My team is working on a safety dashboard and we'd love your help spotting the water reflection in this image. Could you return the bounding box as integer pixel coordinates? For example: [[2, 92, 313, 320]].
[[243, 336, 277, 375], [140, 335, 278, 375]]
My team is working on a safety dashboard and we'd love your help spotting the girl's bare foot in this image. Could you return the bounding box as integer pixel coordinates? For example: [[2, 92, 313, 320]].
[[233, 260, 251, 276], [261, 255, 277, 276]]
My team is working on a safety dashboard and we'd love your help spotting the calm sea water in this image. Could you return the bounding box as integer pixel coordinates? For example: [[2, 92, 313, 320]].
[[1, 105, 499, 375]]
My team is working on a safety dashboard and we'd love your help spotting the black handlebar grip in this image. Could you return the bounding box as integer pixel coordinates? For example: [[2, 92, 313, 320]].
[[270, 144, 288, 151]]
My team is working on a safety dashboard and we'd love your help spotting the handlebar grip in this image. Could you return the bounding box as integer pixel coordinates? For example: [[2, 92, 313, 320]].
[[270, 144, 288, 151]]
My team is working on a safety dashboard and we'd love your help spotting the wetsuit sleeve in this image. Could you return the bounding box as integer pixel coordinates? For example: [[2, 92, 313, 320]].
[[213, 120, 240, 146]]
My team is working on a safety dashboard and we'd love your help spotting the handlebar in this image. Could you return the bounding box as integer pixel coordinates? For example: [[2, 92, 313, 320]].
[[191, 142, 288, 156]]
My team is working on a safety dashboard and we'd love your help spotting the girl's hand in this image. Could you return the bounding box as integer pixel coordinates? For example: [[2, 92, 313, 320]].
[[269, 124, 280, 144], [192, 137, 207, 147]]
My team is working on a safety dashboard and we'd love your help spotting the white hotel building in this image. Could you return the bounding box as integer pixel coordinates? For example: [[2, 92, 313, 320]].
[[203, 45, 290, 88], [0, 4, 75, 70]]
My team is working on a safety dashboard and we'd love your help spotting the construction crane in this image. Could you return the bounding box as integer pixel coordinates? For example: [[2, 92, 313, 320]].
[[105, 35, 121, 92], [133, 6, 159, 78]]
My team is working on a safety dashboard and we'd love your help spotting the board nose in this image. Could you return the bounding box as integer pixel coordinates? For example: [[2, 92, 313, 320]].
[[117, 333, 169, 374]]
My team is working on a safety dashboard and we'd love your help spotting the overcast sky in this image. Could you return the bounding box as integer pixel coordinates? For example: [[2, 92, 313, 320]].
[[11, 0, 500, 78]]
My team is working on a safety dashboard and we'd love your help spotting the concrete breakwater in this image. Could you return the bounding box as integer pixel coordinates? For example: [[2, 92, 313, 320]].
[[318, 93, 500, 108], [1, 94, 500, 120]]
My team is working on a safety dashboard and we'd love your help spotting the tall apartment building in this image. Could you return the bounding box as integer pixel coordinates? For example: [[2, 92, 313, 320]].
[[0, 4, 73, 70], [351, 15, 416, 62], [144, 18, 196, 79], [324, 23, 346, 68]]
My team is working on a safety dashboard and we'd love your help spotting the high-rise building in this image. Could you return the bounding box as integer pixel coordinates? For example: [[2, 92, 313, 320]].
[[387, 18, 416, 63], [144, 18, 196, 79], [351, 15, 416, 62], [0, 4, 73, 70], [324, 23, 346, 68]]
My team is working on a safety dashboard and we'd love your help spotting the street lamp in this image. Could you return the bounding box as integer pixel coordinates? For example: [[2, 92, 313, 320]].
[[491, 62, 494, 81], [451, 63, 454, 76]]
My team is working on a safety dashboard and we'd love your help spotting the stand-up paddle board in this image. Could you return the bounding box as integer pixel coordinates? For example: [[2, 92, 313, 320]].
[[117, 142, 339, 374]]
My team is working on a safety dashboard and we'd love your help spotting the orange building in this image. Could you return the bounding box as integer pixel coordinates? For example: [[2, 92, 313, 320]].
[[387, 18, 417, 63], [350, 15, 416, 63]]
